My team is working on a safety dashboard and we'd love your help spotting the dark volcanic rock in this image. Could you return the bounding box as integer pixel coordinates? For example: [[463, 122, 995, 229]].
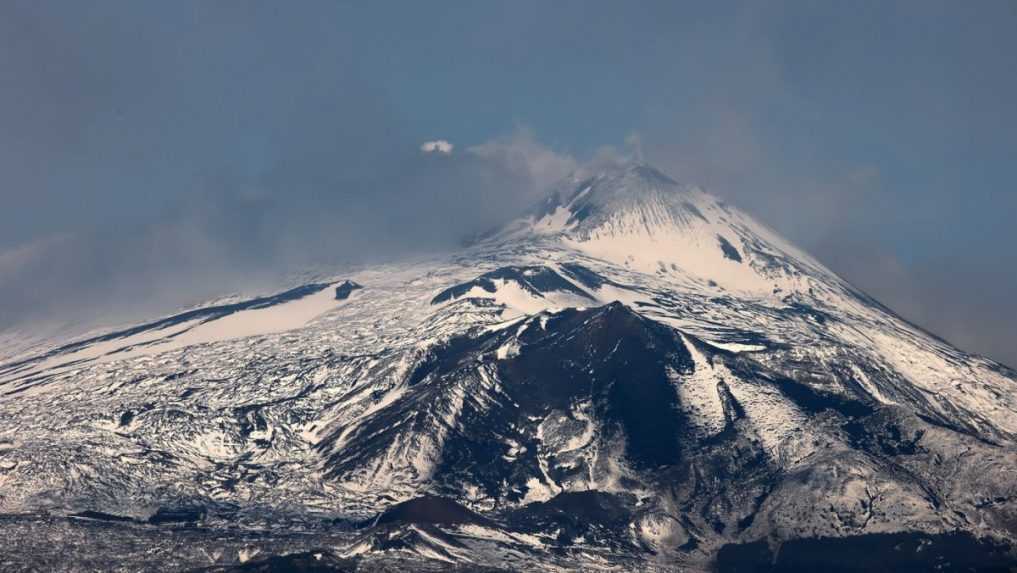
[[715, 531, 1017, 573], [198, 551, 358, 572], [368, 495, 494, 528], [334, 281, 362, 301], [148, 506, 206, 525], [431, 265, 593, 305]]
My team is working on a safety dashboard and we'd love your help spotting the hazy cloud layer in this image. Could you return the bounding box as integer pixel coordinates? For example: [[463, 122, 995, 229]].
[[0, 2, 575, 330], [1, 2, 1014, 367], [0, 127, 575, 329]]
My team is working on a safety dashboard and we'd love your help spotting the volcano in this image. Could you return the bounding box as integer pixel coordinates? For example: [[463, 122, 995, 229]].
[[1, 162, 1015, 571]]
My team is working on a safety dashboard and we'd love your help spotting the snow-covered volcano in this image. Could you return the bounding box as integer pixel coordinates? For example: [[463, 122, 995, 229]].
[[491, 163, 829, 297], [1, 163, 1015, 571]]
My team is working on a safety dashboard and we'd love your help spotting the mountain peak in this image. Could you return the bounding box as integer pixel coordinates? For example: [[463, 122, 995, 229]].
[[514, 161, 699, 235], [486, 161, 831, 297], [576, 159, 679, 186], [556, 160, 687, 208], [605, 160, 679, 185]]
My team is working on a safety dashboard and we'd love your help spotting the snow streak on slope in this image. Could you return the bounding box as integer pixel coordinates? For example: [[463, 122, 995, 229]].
[[0, 281, 357, 388]]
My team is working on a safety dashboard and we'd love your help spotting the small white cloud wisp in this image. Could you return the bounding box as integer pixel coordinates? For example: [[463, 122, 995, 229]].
[[420, 139, 454, 154]]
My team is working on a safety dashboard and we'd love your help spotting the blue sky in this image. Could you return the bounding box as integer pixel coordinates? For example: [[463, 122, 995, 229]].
[[1, 1, 1015, 365]]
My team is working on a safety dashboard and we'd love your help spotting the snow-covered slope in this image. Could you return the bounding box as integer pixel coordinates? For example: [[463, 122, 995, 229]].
[[1, 162, 1015, 572]]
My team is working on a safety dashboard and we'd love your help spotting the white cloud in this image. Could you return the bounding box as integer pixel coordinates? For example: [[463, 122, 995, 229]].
[[420, 139, 454, 154]]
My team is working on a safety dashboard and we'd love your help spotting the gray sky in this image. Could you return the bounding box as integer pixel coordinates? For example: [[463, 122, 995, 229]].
[[1, 1, 1015, 367]]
